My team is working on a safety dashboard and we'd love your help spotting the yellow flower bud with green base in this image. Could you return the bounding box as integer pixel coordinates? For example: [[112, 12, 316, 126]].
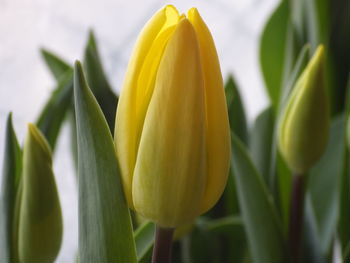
[[278, 45, 330, 174], [16, 124, 63, 263], [114, 5, 230, 229]]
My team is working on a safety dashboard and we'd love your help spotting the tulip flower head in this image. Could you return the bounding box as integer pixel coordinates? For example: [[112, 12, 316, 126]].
[[115, 5, 231, 227], [278, 45, 329, 174]]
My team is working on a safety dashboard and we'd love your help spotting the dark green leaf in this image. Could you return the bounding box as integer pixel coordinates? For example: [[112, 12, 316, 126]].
[[134, 221, 155, 263], [308, 115, 344, 255], [36, 70, 73, 150], [260, 0, 289, 107], [83, 30, 118, 133], [225, 75, 248, 145], [231, 133, 286, 263], [250, 106, 275, 183], [74, 61, 137, 263], [41, 48, 72, 81], [339, 74, 350, 262], [0, 114, 22, 263]]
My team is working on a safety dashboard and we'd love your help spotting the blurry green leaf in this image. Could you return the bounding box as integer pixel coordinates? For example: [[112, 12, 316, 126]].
[[134, 221, 155, 263], [308, 114, 344, 256], [83, 30, 118, 133], [0, 114, 22, 263], [250, 106, 275, 183], [18, 124, 62, 262], [41, 48, 72, 81], [260, 0, 289, 108], [302, 199, 327, 263], [339, 74, 350, 262], [74, 61, 137, 263], [36, 70, 73, 150], [231, 134, 286, 263], [225, 75, 248, 145], [198, 216, 242, 234]]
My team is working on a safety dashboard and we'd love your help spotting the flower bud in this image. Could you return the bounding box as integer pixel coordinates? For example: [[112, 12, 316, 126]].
[[17, 124, 62, 262], [278, 45, 330, 174], [115, 5, 230, 227]]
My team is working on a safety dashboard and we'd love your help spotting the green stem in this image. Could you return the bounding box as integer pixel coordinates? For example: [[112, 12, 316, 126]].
[[152, 226, 174, 263], [288, 173, 306, 263]]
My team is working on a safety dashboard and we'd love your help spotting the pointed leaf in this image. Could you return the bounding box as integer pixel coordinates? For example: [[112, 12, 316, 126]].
[[260, 0, 289, 107], [36, 70, 73, 150], [225, 75, 248, 144], [83, 30, 118, 133], [0, 114, 22, 263], [231, 134, 285, 263], [74, 61, 137, 263], [41, 48, 72, 81]]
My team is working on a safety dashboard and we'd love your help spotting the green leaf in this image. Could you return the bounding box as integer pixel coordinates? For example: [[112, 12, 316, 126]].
[[83, 30, 118, 133], [308, 114, 344, 256], [74, 61, 137, 263], [0, 114, 22, 263], [17, 124, 62, 262], [231, 134, 286, 263], [339, 74, 350, 262], [260, 0, 289, 107], [225, 75, 248, 145], [134, 222, 155, 263], [250, 106, 275, 183], [36, 70, 74, 150], [41, 48, 72, 81]]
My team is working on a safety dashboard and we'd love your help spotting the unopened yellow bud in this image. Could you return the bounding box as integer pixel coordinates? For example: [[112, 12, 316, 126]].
[[115, 5, 230, 227], [17, 124, 62, 263], [278, 45, 330, 174]]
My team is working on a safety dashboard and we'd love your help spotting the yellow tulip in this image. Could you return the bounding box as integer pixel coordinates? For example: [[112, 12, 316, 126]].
[[115, 5, 230, 227], [278, 45, 330, 174]]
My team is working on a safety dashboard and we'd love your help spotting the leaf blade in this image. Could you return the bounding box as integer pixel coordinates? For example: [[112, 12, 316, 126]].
[[74, 61, 137, 263]]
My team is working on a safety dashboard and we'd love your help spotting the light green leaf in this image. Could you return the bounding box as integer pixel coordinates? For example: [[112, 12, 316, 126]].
[[0, 114, 22, 263], [231, 134, 286, 263], [36, 70, 73, 150], [83, 30, 118, 133], [17, 124, 62, 263], [225, 75, 248, 145], [260, 0, 289, 107], [41, 48, 72, 81], [134, 221, 155, 263], [74, 61, 137, 263]]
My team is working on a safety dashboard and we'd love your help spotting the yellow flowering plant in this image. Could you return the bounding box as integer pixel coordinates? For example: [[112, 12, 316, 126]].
[[2, 1, 350, 263]]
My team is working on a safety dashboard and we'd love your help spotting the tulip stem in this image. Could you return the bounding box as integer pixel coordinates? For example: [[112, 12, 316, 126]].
[[288, 173, 306, 263], [152, 226, 174, 263]]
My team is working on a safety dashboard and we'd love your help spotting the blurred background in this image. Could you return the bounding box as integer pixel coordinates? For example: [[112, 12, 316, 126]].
[[0, 0, 278, 261]]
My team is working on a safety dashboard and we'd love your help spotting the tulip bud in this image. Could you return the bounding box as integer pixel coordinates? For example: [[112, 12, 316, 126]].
[[278, 45, 330, 174], [17, 124, 62, 263], [115, 5, 230, 227]]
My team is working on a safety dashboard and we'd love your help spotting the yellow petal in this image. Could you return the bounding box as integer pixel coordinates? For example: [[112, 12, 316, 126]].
[[278, 45, 329, 173], [188, 8, 231, 213], [115, 5, 179, 207], [132, 19, 207, 227]]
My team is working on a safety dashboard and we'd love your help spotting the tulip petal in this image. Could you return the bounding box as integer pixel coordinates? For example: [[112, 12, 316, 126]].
[[115, 5, 179, 206], [132, 19, 206, 227], [188, 8, 231, 213]]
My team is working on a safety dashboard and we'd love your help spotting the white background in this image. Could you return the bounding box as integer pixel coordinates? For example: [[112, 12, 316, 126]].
[[0, 0, 283, 261]]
